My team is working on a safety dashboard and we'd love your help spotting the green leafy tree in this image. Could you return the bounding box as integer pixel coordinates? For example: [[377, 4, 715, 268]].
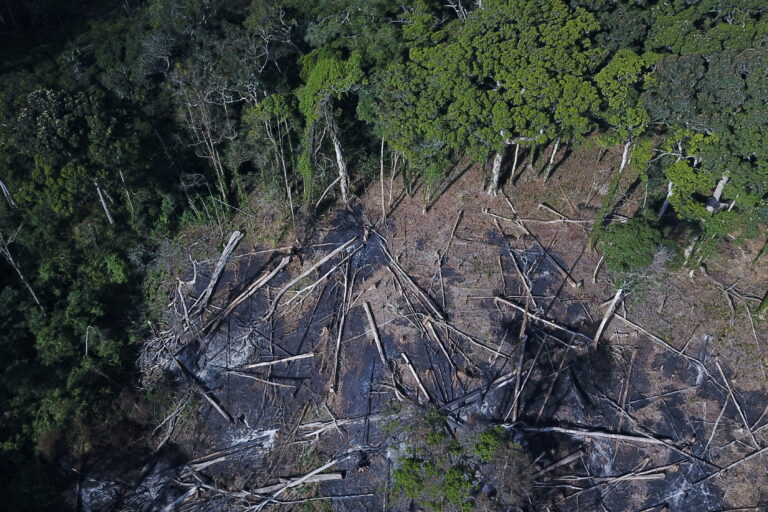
[[296, 48, 363, 205]]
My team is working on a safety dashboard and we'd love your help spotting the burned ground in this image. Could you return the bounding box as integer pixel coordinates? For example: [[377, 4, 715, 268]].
[[80, 142, 768, 511]]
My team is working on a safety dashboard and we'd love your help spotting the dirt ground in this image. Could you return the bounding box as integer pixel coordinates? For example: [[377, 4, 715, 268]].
[[80, 141, 768, 511]]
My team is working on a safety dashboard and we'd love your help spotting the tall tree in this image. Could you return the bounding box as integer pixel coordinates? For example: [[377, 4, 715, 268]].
[[296, 48, 362, 206]]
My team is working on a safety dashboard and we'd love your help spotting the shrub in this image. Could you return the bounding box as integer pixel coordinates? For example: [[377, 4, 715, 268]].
[[600, 217, 664, 273], [473, 425, 504, 463]]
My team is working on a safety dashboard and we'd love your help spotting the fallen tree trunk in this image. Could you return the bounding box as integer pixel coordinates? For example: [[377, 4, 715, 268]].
[[194, 231, 243, 312], [94, 180, 115, 226], [262, 237, 357, 320], [592, 288, 623, 347], [495, 297, 590, 344], [204, 255, 291, 333]]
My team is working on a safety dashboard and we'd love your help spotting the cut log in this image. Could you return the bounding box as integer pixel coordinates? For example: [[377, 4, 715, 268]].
[[544, 137, 560, 180], [442, 371, 517, 411], [510, 143, 520, 183], [253, 472, 343, 495], [706, 175, 729, 213], [329, 262, 351, 394], [250, 457, 343, 510]]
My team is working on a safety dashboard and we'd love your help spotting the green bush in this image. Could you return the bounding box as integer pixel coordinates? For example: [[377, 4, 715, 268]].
[[392, 458, 473, 512], [473, 425, 504, 463], [599, 217, 664, 273]]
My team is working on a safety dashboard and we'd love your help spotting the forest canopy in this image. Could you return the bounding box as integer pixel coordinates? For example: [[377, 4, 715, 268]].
[[1, 0, 767, 508]]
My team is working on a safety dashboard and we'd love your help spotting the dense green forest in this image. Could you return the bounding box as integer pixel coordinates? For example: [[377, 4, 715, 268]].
[[1, 0, 767, 507]]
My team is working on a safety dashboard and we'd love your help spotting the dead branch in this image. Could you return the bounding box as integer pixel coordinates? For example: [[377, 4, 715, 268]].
[[315, 177, 341, 210], [592, 255, 604, 284], [205, 255, 291, 333], [612, 313, 724, 391], [166, 348, 233, 423], [226, 370, 296, 389], [262, 237, 357, 320], [163, 486, 199, 511], [0, 177, 16, 208], [380, 241, 445, 320], [716, 360, 759, 449], [495, 297, 590, 344]]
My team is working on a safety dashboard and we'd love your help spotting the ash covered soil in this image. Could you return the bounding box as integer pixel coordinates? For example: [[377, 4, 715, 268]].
[[80, 143, 768, 511]]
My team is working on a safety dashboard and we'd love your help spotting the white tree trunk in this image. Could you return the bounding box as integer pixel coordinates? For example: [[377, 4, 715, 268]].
[[94, 181, 115, 225], [544, 137, 560, 180], [0, 232, 45, 315], [510, 143, 520, 182], [380, 138, 386, 219], [118, 170, 134, 214], [326, 113, 350, 207], [706, 175, 730, 213], [487, 151, 503, 195], [658, 181, 673, 217], [0, 178, 15, 208], [618, 139, 632, 175]]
